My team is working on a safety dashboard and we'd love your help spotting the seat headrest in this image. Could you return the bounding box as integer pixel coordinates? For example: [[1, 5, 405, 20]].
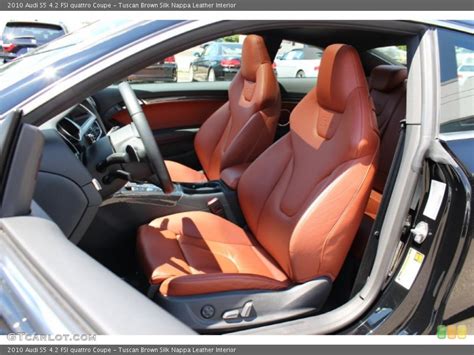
[[317, 44, 367, 113], [240, 35, 271, 82], [369, 65, 407, 92]]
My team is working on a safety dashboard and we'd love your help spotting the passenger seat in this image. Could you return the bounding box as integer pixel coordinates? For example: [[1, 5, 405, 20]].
[[352, 64, 407, 259]]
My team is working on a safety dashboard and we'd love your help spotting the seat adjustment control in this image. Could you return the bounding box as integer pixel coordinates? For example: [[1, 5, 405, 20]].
[[222, 301, 254, 321], [222, 309, 240, 320], [240, 301, 253, 318]]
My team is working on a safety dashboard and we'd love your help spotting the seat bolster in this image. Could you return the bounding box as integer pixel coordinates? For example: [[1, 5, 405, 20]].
[[137, 225, 191, 284], [220, 163, 250, 190], [164, 160, 208, 183], [160, 273, 290, 297]]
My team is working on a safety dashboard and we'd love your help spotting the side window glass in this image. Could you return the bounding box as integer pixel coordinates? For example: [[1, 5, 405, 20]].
[[438, 29, 474, 134], [275, 41, 323, 79], [128, 35, 244, 84], [369, 45, 407, 66]]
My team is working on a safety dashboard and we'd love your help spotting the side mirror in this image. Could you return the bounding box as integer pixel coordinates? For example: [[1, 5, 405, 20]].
[[193, 51, 201, 58]]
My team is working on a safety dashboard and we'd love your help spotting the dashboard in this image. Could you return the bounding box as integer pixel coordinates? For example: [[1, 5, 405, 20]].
[[55, 98, 107, 161], [36, 96, 152, 244], [36, 98, 110, 243]]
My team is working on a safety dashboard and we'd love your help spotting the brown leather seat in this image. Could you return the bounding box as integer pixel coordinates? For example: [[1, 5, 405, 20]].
[[165, 35, 281, 183], [138, 44, 379, 301], [352, 65, 407, 259]]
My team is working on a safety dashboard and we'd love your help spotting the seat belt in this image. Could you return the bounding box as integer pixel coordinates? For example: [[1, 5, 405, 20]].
[[350, 120, 407, 297]]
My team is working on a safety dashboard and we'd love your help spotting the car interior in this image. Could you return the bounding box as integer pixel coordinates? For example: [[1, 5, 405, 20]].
[[32, 21, 421, 333]]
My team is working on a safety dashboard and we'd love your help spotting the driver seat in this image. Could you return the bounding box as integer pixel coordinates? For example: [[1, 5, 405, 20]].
[[137, 44, 379, 331], [164, 34, 281, 183]]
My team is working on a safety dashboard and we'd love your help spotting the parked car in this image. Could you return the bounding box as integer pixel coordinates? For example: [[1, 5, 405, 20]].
[[274, 46, 323, 78], [1, 20, 67, 62], [127, 56, 177, 83], [457, 63, 474, 84], [0, 19, 472, 336], [190, 41, 242, 81]]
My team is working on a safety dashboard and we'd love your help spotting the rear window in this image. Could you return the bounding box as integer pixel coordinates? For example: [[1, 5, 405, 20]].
[[221, 44, 242, 56], [2, 23, 65, 45], [459, 64, 474, 72], [370, 45, 407, 66]]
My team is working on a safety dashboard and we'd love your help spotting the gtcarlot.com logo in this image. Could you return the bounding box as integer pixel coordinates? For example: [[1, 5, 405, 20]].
[[7, 333, 97, 341], [437, 325, 468, 339]]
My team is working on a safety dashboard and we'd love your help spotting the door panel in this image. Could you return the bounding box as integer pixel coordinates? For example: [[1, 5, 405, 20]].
[[111, 98, 226, 169], [111, 99, 225, 130]]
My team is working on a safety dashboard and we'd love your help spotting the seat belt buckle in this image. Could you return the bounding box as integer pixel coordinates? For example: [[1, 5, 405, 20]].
[[207, 197, 226, 218]]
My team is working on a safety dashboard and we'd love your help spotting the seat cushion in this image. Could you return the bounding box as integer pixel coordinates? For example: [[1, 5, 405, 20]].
[[164, 160, 208, 183], [137, 211, 290, 296]]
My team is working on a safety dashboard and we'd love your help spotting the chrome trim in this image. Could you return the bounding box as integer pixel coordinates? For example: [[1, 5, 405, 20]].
[[439, 130, 474, 141], [278, 109, 291, 127], [141, 96, 227, 105]]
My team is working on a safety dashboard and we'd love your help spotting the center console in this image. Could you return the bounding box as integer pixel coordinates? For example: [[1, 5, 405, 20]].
[[81, 179, 245, 256], [112, 180, 244, 225]]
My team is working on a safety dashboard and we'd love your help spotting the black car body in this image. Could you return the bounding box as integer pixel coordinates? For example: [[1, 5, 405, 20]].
[[127, 55, 177, 83], [191, 41, 242, 81], [0, 20, 472, 336], [1, 21, 67, 63]]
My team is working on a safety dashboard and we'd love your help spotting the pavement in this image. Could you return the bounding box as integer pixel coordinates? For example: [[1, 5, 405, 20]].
[[443, 241, 474, 333]]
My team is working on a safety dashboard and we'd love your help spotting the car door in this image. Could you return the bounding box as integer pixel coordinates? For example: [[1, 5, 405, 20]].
[[347, 27, 474, 335], [0, 110, 195, 335]]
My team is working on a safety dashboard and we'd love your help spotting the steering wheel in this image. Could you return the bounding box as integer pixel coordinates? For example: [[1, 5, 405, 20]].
[[118, 82, 174, 193]]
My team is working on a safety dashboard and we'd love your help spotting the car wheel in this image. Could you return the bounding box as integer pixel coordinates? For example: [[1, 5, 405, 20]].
[[296, 70, 306, 78], [207, 68, 216, 82]]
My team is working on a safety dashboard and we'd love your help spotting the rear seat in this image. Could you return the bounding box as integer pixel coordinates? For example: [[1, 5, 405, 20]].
[[352, 64, 408, 259]]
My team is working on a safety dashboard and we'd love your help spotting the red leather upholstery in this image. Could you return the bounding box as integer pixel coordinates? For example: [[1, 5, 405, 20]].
[[112, 99, 225, 131], [137, 211, 289, 296], [166, 35, 281, 183], [137, 44, 379, 296], [164, 160, 207, 183]]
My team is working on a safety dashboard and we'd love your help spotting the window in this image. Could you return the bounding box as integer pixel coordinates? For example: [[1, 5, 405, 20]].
[[274, 40, 322, 84], [370, 45, 407, 66], [2, 22, 65, 46], [438, 29, 474, 134], [127, 35, 246, 84], [282, 49, 304, 60]]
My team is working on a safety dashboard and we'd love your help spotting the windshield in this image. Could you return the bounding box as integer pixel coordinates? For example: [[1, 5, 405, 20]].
[[2, 23, 65, 45]]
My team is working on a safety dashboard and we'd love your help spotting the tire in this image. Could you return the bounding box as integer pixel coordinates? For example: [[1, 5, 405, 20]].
[[207, 68, 216, 82], [296, 70, 306, 78]]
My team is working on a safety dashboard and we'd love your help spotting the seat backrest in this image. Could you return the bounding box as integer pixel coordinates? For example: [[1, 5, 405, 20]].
[[194, 35, 281, 180], [238, 44, 379, 282], [369, 65, 407, 192]]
